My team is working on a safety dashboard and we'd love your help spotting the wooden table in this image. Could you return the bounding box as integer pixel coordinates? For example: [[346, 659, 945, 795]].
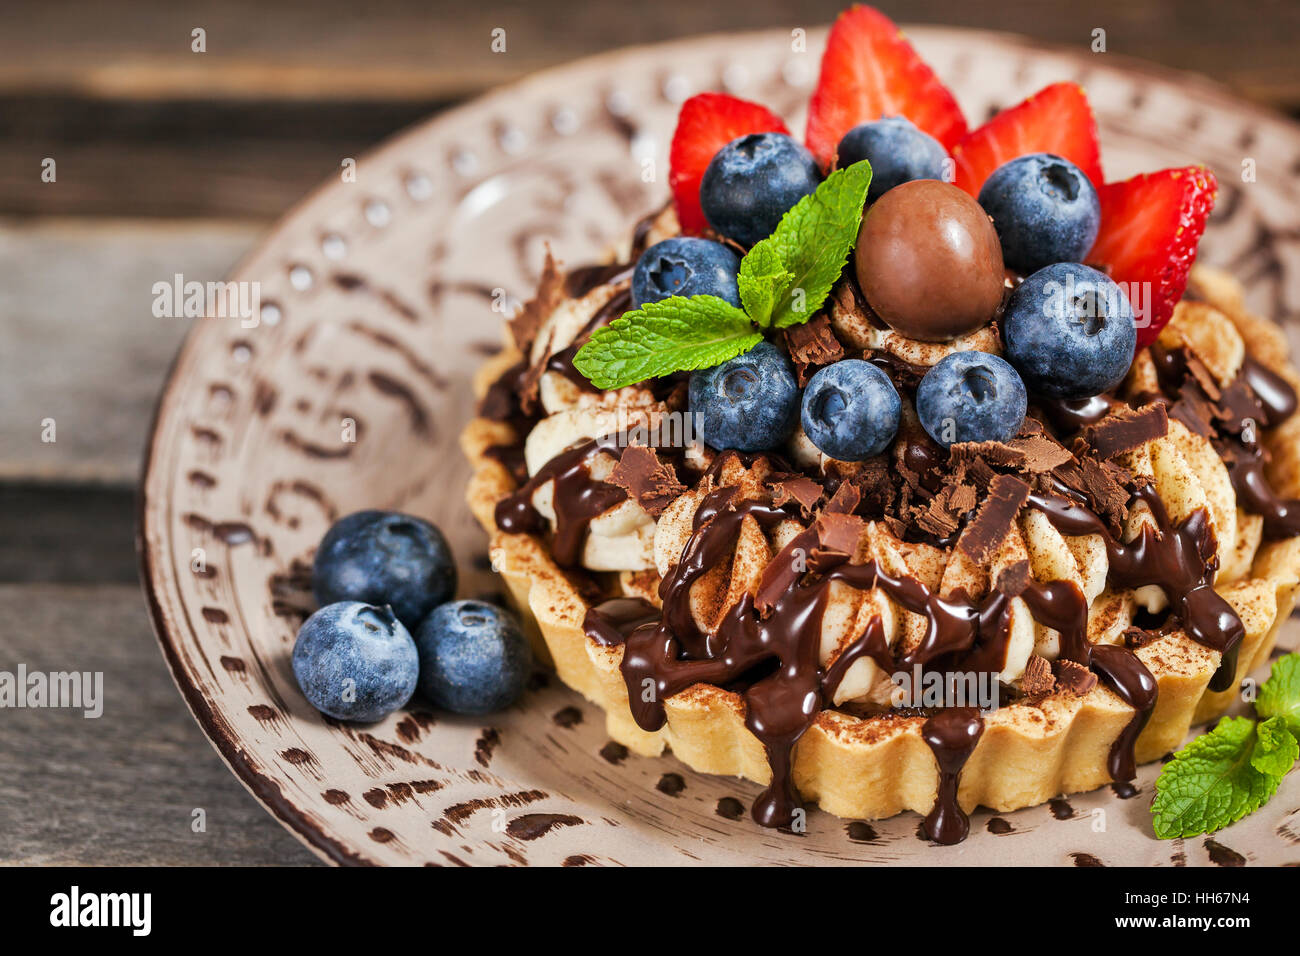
[[2, 0, 1297, 866]]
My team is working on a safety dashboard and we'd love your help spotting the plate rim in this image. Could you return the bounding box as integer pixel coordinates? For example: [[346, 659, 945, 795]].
[[136, 24, 1300, 867]]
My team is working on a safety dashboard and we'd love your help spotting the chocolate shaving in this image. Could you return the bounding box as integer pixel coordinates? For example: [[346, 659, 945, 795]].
[[770, 474, 824, 517], [783, 314, 845, 386], [607, 444, 686, 518], [958, 474, 1030, 565], [1053, 659, 1099, 697], [508, 247, 564, 355], [1020, 655, 1055, 697], [826, 480, 862, 515], [1076, 455, 1132, 533], [1082, 403, 1169, 459], [815, 511, 866, 557]]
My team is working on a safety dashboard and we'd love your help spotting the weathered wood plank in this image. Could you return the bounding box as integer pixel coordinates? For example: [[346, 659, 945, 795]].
[[1, 0, 1297, 107], [0, 219, 260, 484], [0, 584, 319, 865]]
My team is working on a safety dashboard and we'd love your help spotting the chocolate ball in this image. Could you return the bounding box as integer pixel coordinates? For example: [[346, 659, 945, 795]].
[[854, 180, 1005, 342]]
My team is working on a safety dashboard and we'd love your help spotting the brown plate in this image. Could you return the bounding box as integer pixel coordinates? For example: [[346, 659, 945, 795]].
[[140, 24, 1300, 865]]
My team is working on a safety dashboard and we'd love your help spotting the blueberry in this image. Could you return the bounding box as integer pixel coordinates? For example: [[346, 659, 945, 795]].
[[312, 510, 456, 630], [836, 117, 949, 202], [978, 153, 1100, 275], [631, 237, 741, 309], [292, 602, 419, 722], [689, 341, 801, 452], [700, 133, 821, 247], [916, 351, 1027, 448], [800, 359, 901, 461], [414, 600, 532, 715], [1002, 263, 1137, 400]]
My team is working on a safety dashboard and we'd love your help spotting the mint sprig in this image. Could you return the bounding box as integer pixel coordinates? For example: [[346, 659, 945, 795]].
[[574, 159, 872, 390], [1151, 653, 1300, 839], [570, 295, 761, 391]]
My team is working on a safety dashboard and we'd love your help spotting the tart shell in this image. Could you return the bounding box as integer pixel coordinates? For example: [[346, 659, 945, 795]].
[[460, 278, 1300, 824]]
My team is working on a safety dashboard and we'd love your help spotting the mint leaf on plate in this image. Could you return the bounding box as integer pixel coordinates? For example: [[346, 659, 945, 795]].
[[1257, 652, 1300, 735], [760, 159, 872, 329], [1151, 716, 1283, 839], [1252, 716, 1299, 777], [737, 241, 793, 329], [572, 295, 762, 390]]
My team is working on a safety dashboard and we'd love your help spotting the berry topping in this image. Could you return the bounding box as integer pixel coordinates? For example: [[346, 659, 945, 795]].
[[1002, 262, 1137, 400], [292, 602, 419, 722], [800, 359, 901, 461], [312, 510, 457, 630], [917, 351, 1027, 447], [806, 5, 967, 169], [669, 92, 790, 234], [632, 237, 742, 309], [1087, 166, 1218, 348], [689, 341, 801, 451], [414, 600, 532, 715], [854, 179, 1004, 342], [836, 116, 949, 202], [951, 83, 1102, 198], [700, 132, 821, 248], [978, 153, 1100, 275]]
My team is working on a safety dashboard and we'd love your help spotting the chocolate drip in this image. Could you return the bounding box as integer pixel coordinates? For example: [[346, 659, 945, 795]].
[[494, 435, 627, 568], [1027, 484, 1242, 691], [583, 597, 660, 647], [1154, 347, 1300, 540], [620, 493, 1024, 833], [1089, 644, 1159, 781], [920, 708, 984, 845]]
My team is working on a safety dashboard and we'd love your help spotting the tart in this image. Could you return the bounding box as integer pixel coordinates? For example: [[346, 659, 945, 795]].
[[460, 6, 1300, 843]]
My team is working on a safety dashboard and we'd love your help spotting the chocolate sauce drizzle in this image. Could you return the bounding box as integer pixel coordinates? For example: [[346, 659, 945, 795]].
[[486, 249, 1300, 845]]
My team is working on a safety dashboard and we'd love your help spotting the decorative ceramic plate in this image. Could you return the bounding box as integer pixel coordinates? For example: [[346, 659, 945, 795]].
[[140, 24, 1300, 866]]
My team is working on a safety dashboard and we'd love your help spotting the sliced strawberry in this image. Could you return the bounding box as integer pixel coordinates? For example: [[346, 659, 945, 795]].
[[805, 5, 966, 169], [669, 93, 789, 234], [1088, 166, 1218, 348], [951, 83, 1102, 197]]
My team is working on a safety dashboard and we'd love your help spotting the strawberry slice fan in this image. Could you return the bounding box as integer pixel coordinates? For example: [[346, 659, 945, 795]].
[[668, 4, 1218, 348]]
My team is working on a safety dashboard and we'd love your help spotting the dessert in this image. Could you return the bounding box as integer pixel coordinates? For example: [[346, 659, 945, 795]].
[[460, 5, 1300, 843]]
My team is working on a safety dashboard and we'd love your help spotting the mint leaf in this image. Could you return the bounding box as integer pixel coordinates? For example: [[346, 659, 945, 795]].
[[759, 159, 872, 329], [1252, 716, 1299, 776], [572, 295, 761, 390], [737, 240, 793, 328], [1257, 652, 1300, 735], [1151, 717, 1282, 839]]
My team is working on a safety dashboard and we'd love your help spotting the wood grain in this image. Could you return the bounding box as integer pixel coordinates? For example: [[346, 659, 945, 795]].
[[2, 0, 1297, 108], [0, 584, 319, 865], [0, 219, 259, 483]]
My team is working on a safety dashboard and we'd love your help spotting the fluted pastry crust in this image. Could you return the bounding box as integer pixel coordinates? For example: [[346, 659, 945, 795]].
[[461, 267, 1300, 824]]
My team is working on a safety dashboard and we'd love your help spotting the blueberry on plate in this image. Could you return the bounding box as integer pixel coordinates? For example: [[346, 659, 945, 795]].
[[836, 116, 949, 202], [631, 237, 741, 309], [312, 510, 456, 630], [800, 359, 901, 461], [689, 341, 801, 452], [700, 132, 821, 247], [916, 351, 1028, 448], [1002, 262, 1137, 400], [292, 602, 419, 722], [414, 600, 532, 715], [977, 153, 1101, 275]]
